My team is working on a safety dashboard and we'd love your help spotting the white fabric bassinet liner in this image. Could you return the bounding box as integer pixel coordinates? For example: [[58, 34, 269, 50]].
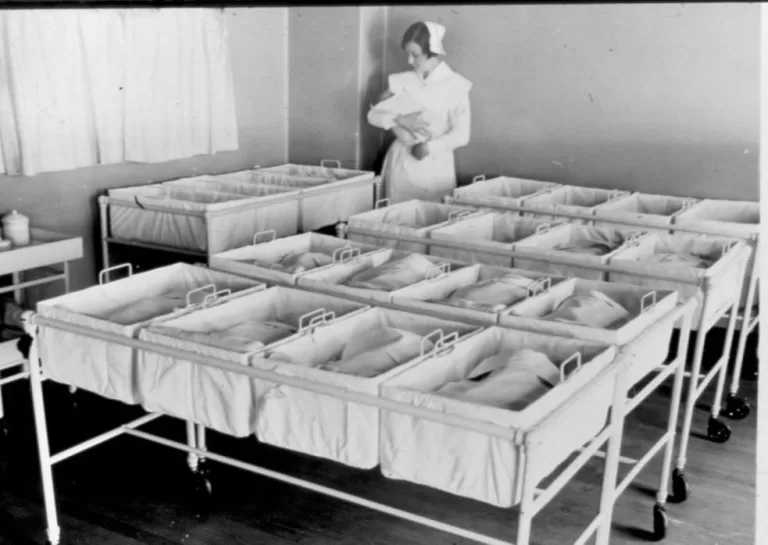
[[608, 233, 747, 327], [347, 200, 480, 254], [108, 185, 301, 254], [452, 176, 560, 209], [513, 223, 643, 281], [430, 213, 558, 268], [523, 185, 630, 223], [393, 265, 563, 324], [592, 193, 697, 228], [379, 327, 617, 507], [674, 198, 760, 309], [210, 233, 379, 285], [502, 278, 679, 384], [298, 248, 461, 303], [299, 182, 375, 231], [136, 287, 368, 436], [256, 163, 376, 183], [36, 263, 264, 404], [250, 307, 481, 469]]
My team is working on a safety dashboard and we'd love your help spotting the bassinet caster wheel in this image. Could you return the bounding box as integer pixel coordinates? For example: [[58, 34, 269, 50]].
[[653, 503, 669, 541], [191, 466, 213, 517], [722, 393, 751, 420], [670, 468, 689, 504], [707, 416, 731, 443]]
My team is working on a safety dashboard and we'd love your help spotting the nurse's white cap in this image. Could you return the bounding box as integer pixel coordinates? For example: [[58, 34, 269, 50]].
[[424, 21, 446, 55]]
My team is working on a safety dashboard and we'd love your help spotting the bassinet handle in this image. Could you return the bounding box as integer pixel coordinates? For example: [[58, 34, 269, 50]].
[[185, 284, 217, 307], [321, 159, 342, 169], [299, 308, 327, 332], [722, 240, 738, 256], [253, 230, 277, 245], [202, 288, 232, 308], [472, 175, 486, 184], [528, 277, 552, 297], [309, 311, 336, 330], [375, 198, 390, 209], [624, 232, 644, 248], [447, 209, 472, 222], [640, 291, 657, 313], [252, 164, 261, 170], [560, 352, 583, 383], [434, 331, 460, 358], [535, 222, 554, 235], [425, 262, 451, 281], [420, 329, 444, 358], [331, 244, 355, 262], [335, 246, 361, 264], [98, 263, 133, 285]]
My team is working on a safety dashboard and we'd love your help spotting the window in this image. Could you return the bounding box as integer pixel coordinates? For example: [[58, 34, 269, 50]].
[[0, 8, 239, 177]]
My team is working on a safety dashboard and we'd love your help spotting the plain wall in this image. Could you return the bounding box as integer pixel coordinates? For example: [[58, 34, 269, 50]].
[[0, 7, 289, 296], [380, 4, 759, 200], [287, 7, 361, 169]]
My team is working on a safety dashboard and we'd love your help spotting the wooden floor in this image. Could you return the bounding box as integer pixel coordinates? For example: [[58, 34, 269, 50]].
[[0, 355, 757, 545]]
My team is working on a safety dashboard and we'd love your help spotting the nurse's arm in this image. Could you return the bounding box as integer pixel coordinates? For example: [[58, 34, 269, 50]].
[[426, 95, 471, 154]]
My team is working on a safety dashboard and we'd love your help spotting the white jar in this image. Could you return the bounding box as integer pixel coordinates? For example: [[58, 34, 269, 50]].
[[2, 210, 30, 247]]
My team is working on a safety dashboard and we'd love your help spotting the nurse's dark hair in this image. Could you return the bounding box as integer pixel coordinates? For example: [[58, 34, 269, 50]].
[[401, 22, 437, 57]]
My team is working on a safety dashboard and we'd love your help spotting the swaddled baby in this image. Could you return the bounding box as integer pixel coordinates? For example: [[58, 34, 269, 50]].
[[438, 274, 541, 312], [345, 253, 437, 291], [245, 251, 333, 274], [317, 323, 433, 378], [151, 319, 296, 352], [103, 289, 190, 325], [554, 240, 615, 256], [543, 290, 630, 328], [436, 349, 560, 411], [647, 252, 716, 269]]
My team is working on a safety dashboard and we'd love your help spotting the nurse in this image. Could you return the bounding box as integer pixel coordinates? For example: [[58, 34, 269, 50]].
[[367, 21, 473, 204]]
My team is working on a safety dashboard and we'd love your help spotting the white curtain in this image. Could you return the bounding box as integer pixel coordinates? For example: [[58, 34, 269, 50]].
[[0, 8, 239, 177]]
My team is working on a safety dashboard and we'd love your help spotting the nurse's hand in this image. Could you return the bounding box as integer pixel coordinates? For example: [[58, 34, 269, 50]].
[[376, 90, 395, 103], [395, 112, 428, 134], [411, 143, 430, 161]]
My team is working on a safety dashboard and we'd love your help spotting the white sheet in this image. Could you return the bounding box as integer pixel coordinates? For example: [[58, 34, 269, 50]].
[[345, 253, 437, 291], [434, 274, 539, 312], [543, 290, 631, 328]]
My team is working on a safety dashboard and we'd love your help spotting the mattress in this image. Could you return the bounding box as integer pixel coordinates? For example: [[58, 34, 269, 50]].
[[107, 183, 302, 255], [346, 199, 482, 254], [379, 326, 617, 507], [607, 232, 750, 327], [502, 278, 679, 385], [429, 212, 559, 267], [512, 223, 647, 281], [136, 287, 369, 436], [298, 248, 463, 304], [251, 307, 482, 469], [210, 232, 380, 285], [35, 263, 265, 405]]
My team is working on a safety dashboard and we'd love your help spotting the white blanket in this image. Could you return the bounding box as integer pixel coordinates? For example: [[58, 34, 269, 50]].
[[246, 251, 334, 274], [555, 240, 616, 256], [435, 274, 540, 312], [100, 289, 189, 325], [647, 251, 715, 269], [543, 290, 630, 328], [345, 253, 436, 291], [436, 349, 560, 410], [150, 320, 296, 352]]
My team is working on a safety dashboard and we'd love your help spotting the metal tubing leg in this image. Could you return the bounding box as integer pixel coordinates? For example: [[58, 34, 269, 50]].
[[186, 421, 199, 473], [711, 302, 740, 417], [729, 266, 758, 396], [99, 196, 111, 272], [24, 316, 61, 545], [657, 323, 689, 505], [676, 315, 708, 471], [196, 424, 207, 466], [515, 451, 536, 545]]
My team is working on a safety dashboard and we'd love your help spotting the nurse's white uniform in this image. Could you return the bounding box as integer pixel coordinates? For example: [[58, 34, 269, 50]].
[[367, 62, 472, 204]]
